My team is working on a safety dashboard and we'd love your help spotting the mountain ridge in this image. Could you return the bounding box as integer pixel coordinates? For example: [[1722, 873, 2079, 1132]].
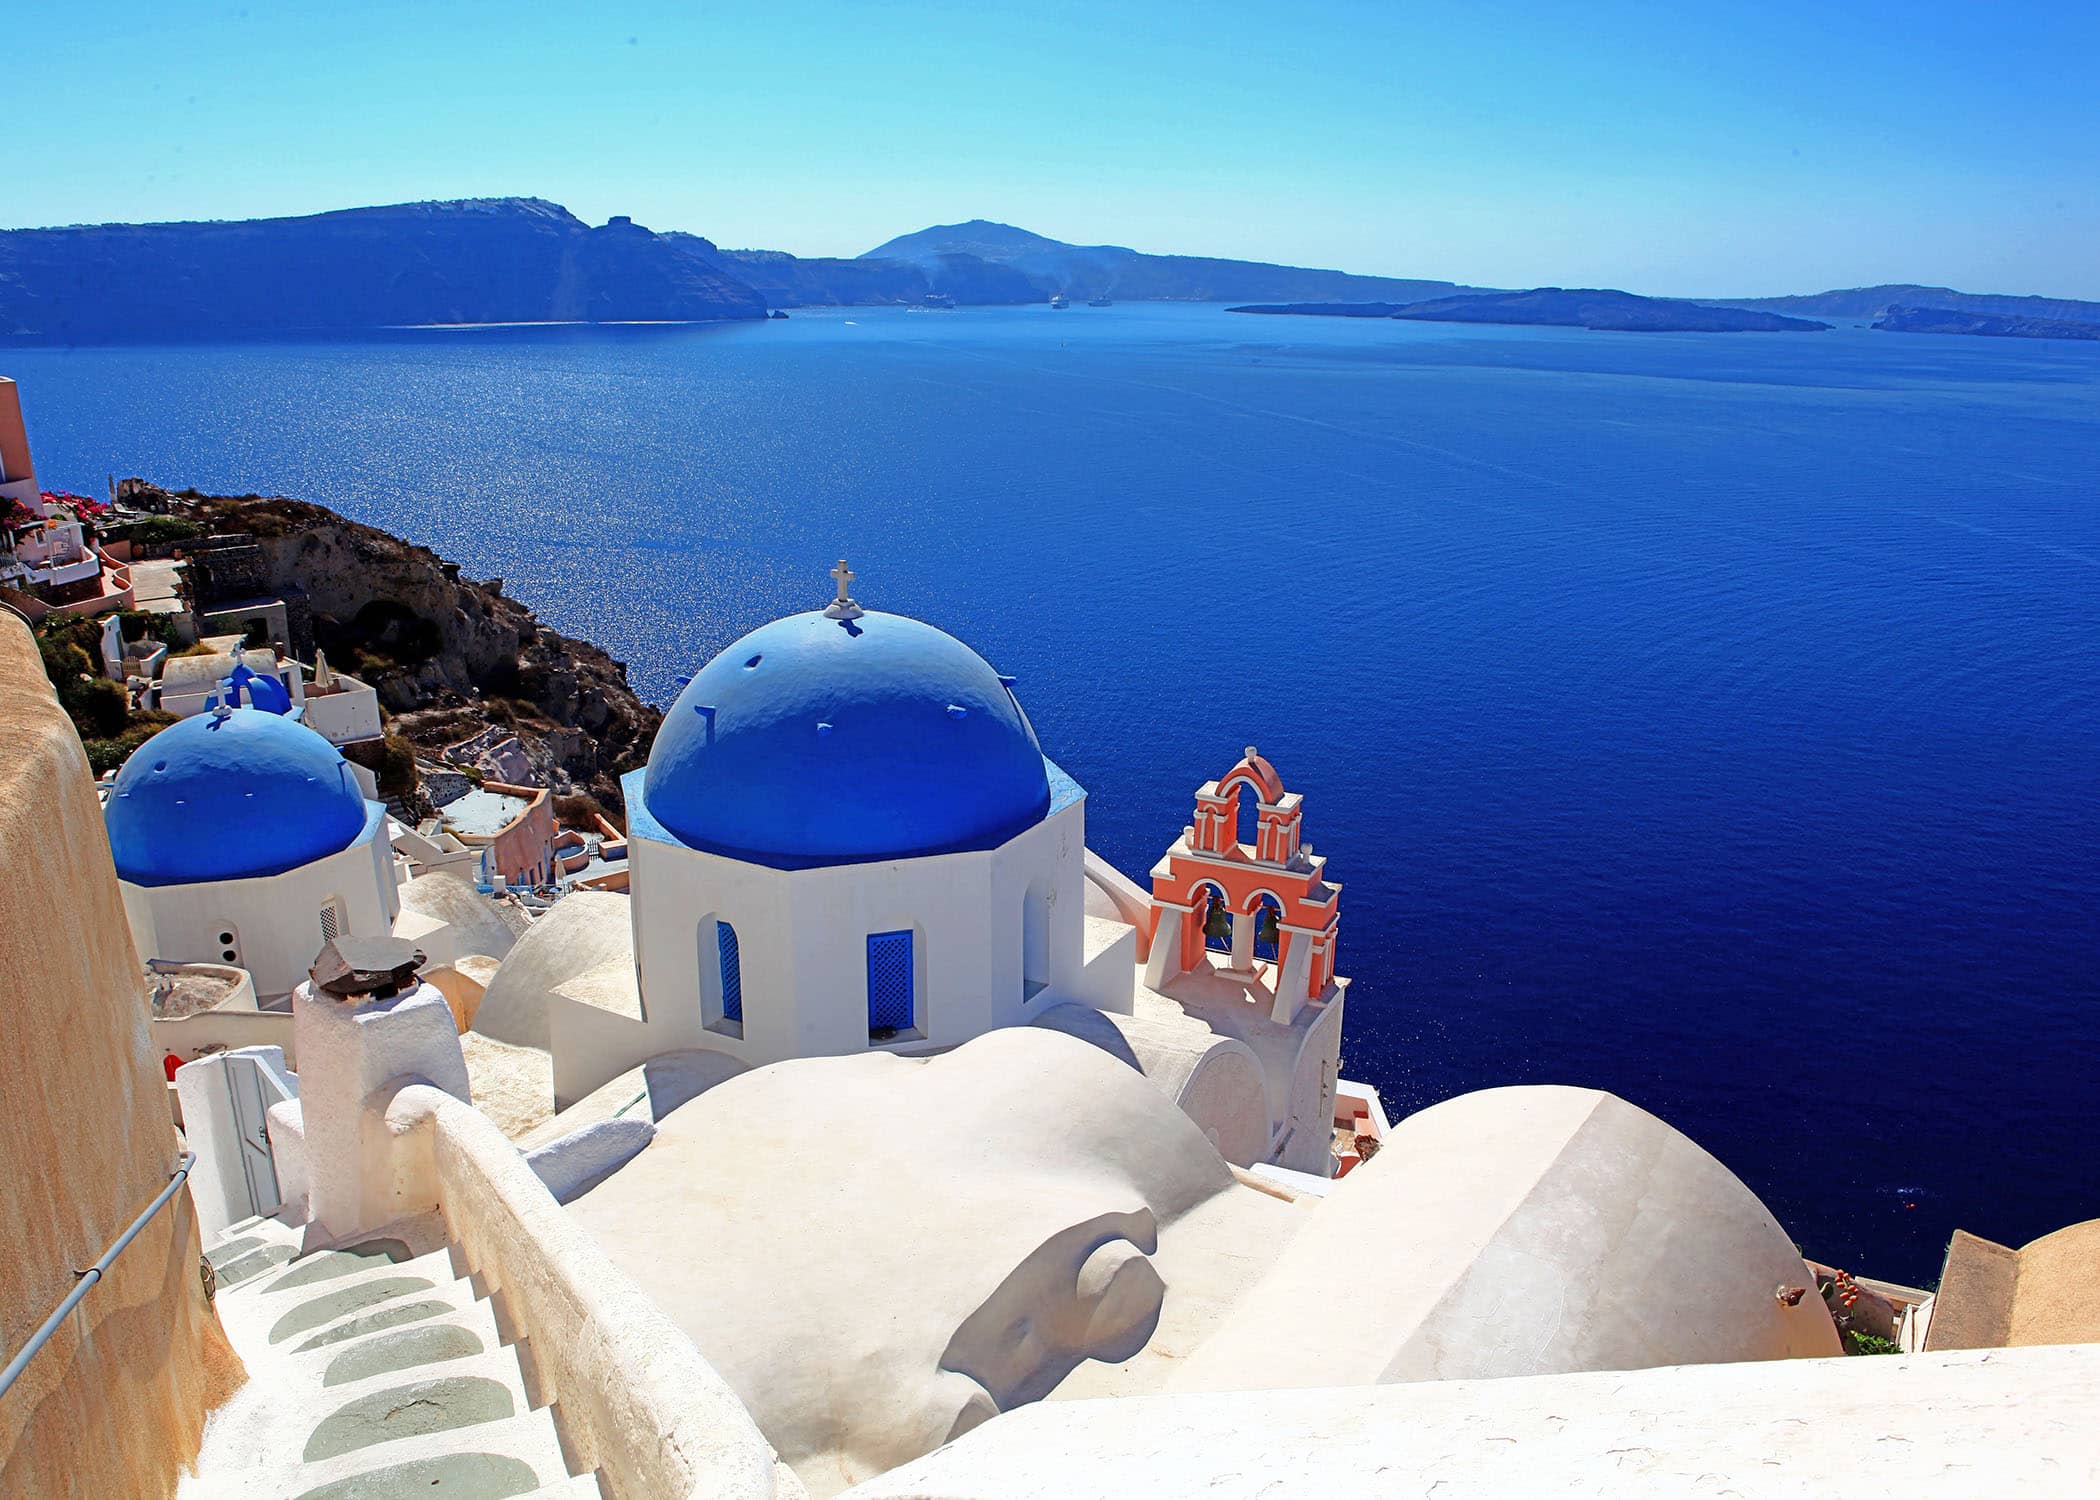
[[0, 198, 767, 341], [857, 218, 1489, 305], [6, 197, 2098, 341], [1872, 305, 2100, 341], [1707, 283, 2100, 325]]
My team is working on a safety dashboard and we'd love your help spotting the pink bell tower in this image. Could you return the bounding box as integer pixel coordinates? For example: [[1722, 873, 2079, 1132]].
[[1142, 747, 1343, 1024]]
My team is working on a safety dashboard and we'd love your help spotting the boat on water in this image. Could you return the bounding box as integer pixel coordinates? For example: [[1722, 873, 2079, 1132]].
[[1088, 296, 1113, 307], [1049, 292, 1070, 309]]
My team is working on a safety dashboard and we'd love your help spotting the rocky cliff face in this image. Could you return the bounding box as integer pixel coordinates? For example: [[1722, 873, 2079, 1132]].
[[0, 199, 766, 341], [672, 235, 1042, 306], [1872, 306, 2100, 341], [1715, 285, 2100, 325], [862, 219, 1483, 304], [144, 484, 661, 811]]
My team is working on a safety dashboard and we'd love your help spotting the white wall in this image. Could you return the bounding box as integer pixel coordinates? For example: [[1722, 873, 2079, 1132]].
[[173, 1046, 297, 1238], [844, 1345, 2100, 1500], [300, 680, 382, 745], [1273, 990, 1345, 1175], [628, 799, 1091, 1071], [122, 812, 401, 999]]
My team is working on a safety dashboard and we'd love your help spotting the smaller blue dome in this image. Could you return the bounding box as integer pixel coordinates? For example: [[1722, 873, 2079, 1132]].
[[106, 708, 373, 886], [226, 661, 293, 714]]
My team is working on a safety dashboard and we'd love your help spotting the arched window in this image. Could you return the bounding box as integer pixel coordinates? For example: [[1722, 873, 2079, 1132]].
[[717, 921, 744, 1025], [1198, 882, 1232, 954], [1251, 894, 1283, 962], [867, 929, 916, 1041], [317, 897, 346, 948], [1022, 882, 1051, 1001], [1235, 784, 1260, 851]]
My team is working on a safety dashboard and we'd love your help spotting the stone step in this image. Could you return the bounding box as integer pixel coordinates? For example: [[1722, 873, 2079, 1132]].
[[307, 1343, 535, 1431], [302, 1367, 527, 1464], [250, 1277, 483, 1357], [263, 1271, 455, 1347], [306, 1293, 507, 1368], [253, 1244, 457, 1300], [287, 1406, 570, 1500], [255, 1236, 423, 1295], [319, 1319, 491, 1389], [207, 1210, 306, 1255], [213, 1240, 299, 1288]]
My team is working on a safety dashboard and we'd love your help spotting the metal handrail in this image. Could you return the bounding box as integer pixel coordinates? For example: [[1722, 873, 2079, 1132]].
[[0, 1152, 197, 1401]]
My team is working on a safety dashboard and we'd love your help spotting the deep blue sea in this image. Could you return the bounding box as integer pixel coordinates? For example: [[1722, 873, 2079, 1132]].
[[12, 303, 2099, 1283]]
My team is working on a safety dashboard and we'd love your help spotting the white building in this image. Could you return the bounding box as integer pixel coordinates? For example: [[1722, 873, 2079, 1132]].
[[105, 705, 402, 1000], [622, 564, 1129, 1068], [151, 643, 382, 749]]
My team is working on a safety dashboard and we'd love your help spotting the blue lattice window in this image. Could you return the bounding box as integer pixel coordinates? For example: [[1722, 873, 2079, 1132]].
[[717, 921, 743, 1024], [867, 929, 915, 1039]]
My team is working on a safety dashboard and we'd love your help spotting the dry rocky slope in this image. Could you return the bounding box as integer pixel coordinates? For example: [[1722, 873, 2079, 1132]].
[[151, 485, 661, 813]]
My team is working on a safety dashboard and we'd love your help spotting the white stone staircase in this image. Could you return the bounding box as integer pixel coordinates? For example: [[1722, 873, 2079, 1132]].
[[184, 1212, 601, 1500]]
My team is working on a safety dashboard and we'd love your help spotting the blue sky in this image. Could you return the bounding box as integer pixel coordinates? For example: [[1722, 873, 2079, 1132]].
[[9, 1, 2098, 297]]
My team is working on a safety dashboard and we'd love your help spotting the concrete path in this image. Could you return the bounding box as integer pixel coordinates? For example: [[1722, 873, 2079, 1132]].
[[184, 1212, 600, 1499], [129, 555, 187, 614]]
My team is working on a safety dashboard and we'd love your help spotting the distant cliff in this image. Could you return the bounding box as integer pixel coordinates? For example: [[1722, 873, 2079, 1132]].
[[1872, 306, 2100, 341], [668, 235, 1041, 306], [1712, 285, 2100, 326], [860, 219, 1483, 305], [0, 199, 767, 342], [1232, 289, 1829, 333]]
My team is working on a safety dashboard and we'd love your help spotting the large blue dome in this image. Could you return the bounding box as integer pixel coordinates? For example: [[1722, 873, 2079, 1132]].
[[106, 708, 374, 886], [642, 610, 1053, 866]]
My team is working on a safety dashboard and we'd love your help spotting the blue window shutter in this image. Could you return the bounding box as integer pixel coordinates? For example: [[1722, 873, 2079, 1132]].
[[866, 930, 915, 1033], [717, 921, 743, 1023]]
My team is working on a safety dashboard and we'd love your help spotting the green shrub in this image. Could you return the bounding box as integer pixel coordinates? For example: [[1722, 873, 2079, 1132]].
[[554, 792, 609, 828], [65, 676, 132, 737], [1844, 1330, 1901, 1356], [122, 516, 203, 547], [80, 714, 176, 775], [373, 734, 419, 797], [115, 609, 183, 646], [36, 634, 95, 685]]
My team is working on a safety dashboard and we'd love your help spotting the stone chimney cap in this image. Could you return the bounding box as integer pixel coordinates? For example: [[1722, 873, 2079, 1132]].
[[311, 936, 427, 999]]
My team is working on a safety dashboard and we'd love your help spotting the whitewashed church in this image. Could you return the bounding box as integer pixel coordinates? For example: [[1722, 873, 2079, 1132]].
[[624, 562, 1125, 1063]]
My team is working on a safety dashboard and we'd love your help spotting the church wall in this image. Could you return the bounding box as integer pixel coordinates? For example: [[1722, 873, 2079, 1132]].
[[628, 799, 1088, 1066], [626, 832, 788, 1061], [989, 799, 1087, 1015], [121, 813, 395, 999], [0, 616, 242, 1498], [780, 845, 999, 1052], [1272, 988, 1345, 1176]]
